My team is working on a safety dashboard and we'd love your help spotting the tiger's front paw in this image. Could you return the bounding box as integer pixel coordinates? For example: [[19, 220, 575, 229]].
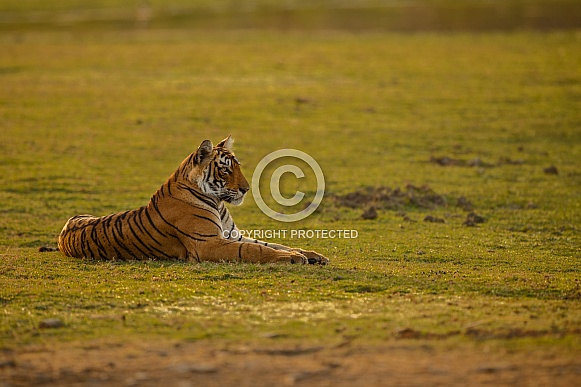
[[295, 249, 329, 265], [288, 251, 308, 264]]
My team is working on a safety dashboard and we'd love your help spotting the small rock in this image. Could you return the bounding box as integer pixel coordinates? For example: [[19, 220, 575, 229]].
[[424, 215, 445, 223], [431, 156, 463, 166], [295, 97, 311, 105], [467, 157, 483, 167], [294, 97, 312, 111], [464, 212, 486, 227], [170, 363, 218, 374], [361, 206, 378, 220], [457, 196, 473, 211], [498, 157, 525, 165], [0, 360, 16, 368], [395, 328, 422, 339], [544, 165, 559, 175], [475, 364, 515, 373], [39, 318, 64, 329], [260, 332, 286, 339]]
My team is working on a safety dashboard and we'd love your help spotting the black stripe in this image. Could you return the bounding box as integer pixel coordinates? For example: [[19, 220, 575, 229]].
[[126, 215, 157, 258], [222, 209, 231, 224], [177, 154, 195, 181], [101, 215, 114, 254], [144, 204, 174, 240], [67, 234, 76, 257], [109, 214, 138, 259], [90, 223, 108, 258], [71, 230, 81, 257], [126, 214, 174, 259], [134, 207, 164, 246], [77, 228, 85, 256], [157, 185, 166, 198], [150, 199, 208, 242], [191, 212, 222, 230], [117, 213, 153, 259], [79, 228, 92, 258], [113, 246, 124, 260], [190, 250, 201, 263], [128, 238, 153, 260], [177, 183, 219, 209], [195, 232, 220, 238], [132, 208, 150, 237], [85, 232, 98, 258], [114, 214, 126, 240], [84, 227, 98, 259]]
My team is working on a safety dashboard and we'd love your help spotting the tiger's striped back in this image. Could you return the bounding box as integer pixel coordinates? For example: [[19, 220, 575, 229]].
[[58, 136, 245, 261]]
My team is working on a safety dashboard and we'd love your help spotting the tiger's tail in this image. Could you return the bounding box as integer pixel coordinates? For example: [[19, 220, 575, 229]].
[[38, 246, 59, 252]]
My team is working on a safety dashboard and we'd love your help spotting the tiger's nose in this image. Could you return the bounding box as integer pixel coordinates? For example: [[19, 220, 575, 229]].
[[239, 187, 249, 194]]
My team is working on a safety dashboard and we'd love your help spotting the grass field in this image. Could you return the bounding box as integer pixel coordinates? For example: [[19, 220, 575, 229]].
[[1, 16, 581, 385]]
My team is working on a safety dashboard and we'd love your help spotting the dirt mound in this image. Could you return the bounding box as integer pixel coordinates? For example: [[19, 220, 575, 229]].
[[331, 185, 486, 223], [430, 156, 493, 168], [430, 156, 525, 168], [464, 212, 486, 227], [333, 184, 447, 211]]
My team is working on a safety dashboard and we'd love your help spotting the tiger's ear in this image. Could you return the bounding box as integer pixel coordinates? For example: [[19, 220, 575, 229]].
[[216, 135, 234, 151], [194, 139, 213, 165]]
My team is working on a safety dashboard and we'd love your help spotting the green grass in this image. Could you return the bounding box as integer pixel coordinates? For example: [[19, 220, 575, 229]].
[[1, 28, 580, 351]]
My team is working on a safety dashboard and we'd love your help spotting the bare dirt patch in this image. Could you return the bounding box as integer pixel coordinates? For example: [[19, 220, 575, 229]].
[[1, 340, 579, 386], [429, 156, 526, 168], [333, 185, 448, 212], [331, 185, 483, 221]]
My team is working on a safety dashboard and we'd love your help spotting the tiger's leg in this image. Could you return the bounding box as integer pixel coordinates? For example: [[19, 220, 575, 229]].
[[228, 234, 329, 265], [187, 238, 309, 264], [219, 207, 328, 264]]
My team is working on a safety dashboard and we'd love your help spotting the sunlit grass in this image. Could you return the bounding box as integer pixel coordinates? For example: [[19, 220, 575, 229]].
[[0, 29, 580, 350]]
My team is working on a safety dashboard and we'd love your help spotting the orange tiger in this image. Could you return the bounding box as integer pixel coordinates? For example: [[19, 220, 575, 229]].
[[57, 136, 329, 265]]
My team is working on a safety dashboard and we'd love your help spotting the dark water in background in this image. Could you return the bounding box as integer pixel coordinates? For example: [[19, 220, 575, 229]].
[[1, 1, 580, 31]]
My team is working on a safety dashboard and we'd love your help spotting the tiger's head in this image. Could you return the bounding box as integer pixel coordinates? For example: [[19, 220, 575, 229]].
[[190, 136, 250, 205]]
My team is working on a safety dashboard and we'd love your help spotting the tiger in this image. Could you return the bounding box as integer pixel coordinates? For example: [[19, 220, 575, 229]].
[[57, 136, 329, 265]]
